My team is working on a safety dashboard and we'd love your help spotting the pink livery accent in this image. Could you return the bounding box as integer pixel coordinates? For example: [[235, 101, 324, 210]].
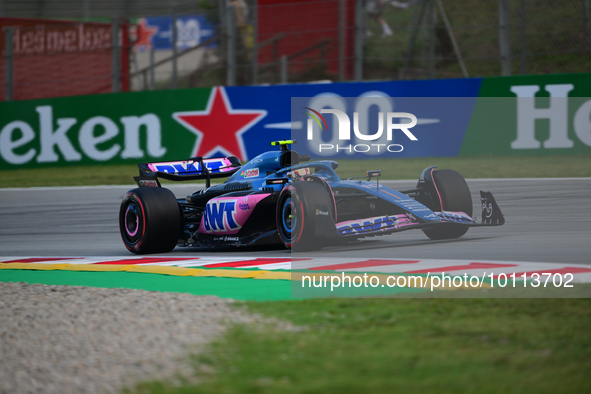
[[198, 194, 271, 235], [148, 157, 235, 174]]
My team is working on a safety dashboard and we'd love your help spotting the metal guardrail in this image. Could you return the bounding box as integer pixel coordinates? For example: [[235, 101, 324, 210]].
[[258, 38, 333, 84], [131, 36, 218, 91]]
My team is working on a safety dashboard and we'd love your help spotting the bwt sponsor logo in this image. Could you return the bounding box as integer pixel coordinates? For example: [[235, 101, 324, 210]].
[[151, 158, 229, 174], [200, 195, 266, 234], [304, 107, 417, 154], [0, 106, 166, 165], [511, 84, 591, 149], [153, 162, 203, 174], [203, 200, 240, 233]]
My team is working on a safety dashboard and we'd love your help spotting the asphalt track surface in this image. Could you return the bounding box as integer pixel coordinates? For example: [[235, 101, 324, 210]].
[[0, 179, 590, 265]]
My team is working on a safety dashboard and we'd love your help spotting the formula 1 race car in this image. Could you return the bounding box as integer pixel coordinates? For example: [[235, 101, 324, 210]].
[[119, 140, 505, 254]]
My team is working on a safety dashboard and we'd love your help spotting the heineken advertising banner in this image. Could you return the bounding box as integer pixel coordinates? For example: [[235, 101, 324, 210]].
[[0, 73, 589, 169], [462, 74, 591, 156]]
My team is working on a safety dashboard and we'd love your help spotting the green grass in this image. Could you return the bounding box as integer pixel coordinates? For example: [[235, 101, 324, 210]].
[[126, 296, 591, 394], [1, 154, 590, 188]]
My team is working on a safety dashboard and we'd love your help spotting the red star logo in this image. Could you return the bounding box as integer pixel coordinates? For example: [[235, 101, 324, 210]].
[[134, 18, 158, 51], [172, 87, 267, 161]]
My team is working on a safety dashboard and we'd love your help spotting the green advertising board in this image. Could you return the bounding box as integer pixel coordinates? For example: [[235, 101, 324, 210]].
[[460, 73, 591, 156], [0, 88, 213, 170]]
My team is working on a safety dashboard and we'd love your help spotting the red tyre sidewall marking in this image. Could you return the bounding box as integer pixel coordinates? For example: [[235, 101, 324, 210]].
[[119, 193, 133, 249], [289, 185, 305, 245], [295, 195, 305, 245], [431, 168, 444, 211], [319, 177, 337, 222], [277, 187, 293, 249], [134, 194, 147, 252]]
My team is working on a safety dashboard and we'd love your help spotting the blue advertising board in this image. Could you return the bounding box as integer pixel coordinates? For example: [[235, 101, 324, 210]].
[[139, 15, 216, 50], [224, 78, 482, 160]]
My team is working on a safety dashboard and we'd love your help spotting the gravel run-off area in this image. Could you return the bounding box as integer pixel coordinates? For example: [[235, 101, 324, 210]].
[[0, 282, 261, 394]]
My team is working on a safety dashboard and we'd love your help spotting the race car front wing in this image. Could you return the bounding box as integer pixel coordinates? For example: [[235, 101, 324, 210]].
[[335, 191, 505, 238]]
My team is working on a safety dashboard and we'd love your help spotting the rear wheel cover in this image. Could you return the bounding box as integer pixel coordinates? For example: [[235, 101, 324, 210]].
[[122, 200, 142, 245], [280, 197, 296, 238], [277, 186, 304, 248]]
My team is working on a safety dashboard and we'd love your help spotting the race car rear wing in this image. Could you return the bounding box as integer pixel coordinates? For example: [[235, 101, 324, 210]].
[[134, 156, 242, 188]]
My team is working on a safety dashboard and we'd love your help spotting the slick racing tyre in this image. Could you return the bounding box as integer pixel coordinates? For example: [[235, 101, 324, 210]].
[[276, 180, 336, 252], [420, 170, 473, 240], [119, 187, 182, 254]]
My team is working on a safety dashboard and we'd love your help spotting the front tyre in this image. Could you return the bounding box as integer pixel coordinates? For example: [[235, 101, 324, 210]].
[[276, 180, 336, 251], [119, 188, 182, 254], [420, 170, 473, 240]]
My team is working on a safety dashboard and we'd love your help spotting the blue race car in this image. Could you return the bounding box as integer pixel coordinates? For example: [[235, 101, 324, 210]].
[[119, 140, 504, 254]]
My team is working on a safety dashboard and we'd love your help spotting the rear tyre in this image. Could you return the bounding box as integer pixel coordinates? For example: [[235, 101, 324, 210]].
[[276, 180, 335, 251], [421, 170, 473, 240], [119, 188, 182, 254]]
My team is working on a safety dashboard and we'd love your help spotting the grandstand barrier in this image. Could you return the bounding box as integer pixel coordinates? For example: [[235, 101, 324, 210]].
[[0, 17, 131, 102]]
